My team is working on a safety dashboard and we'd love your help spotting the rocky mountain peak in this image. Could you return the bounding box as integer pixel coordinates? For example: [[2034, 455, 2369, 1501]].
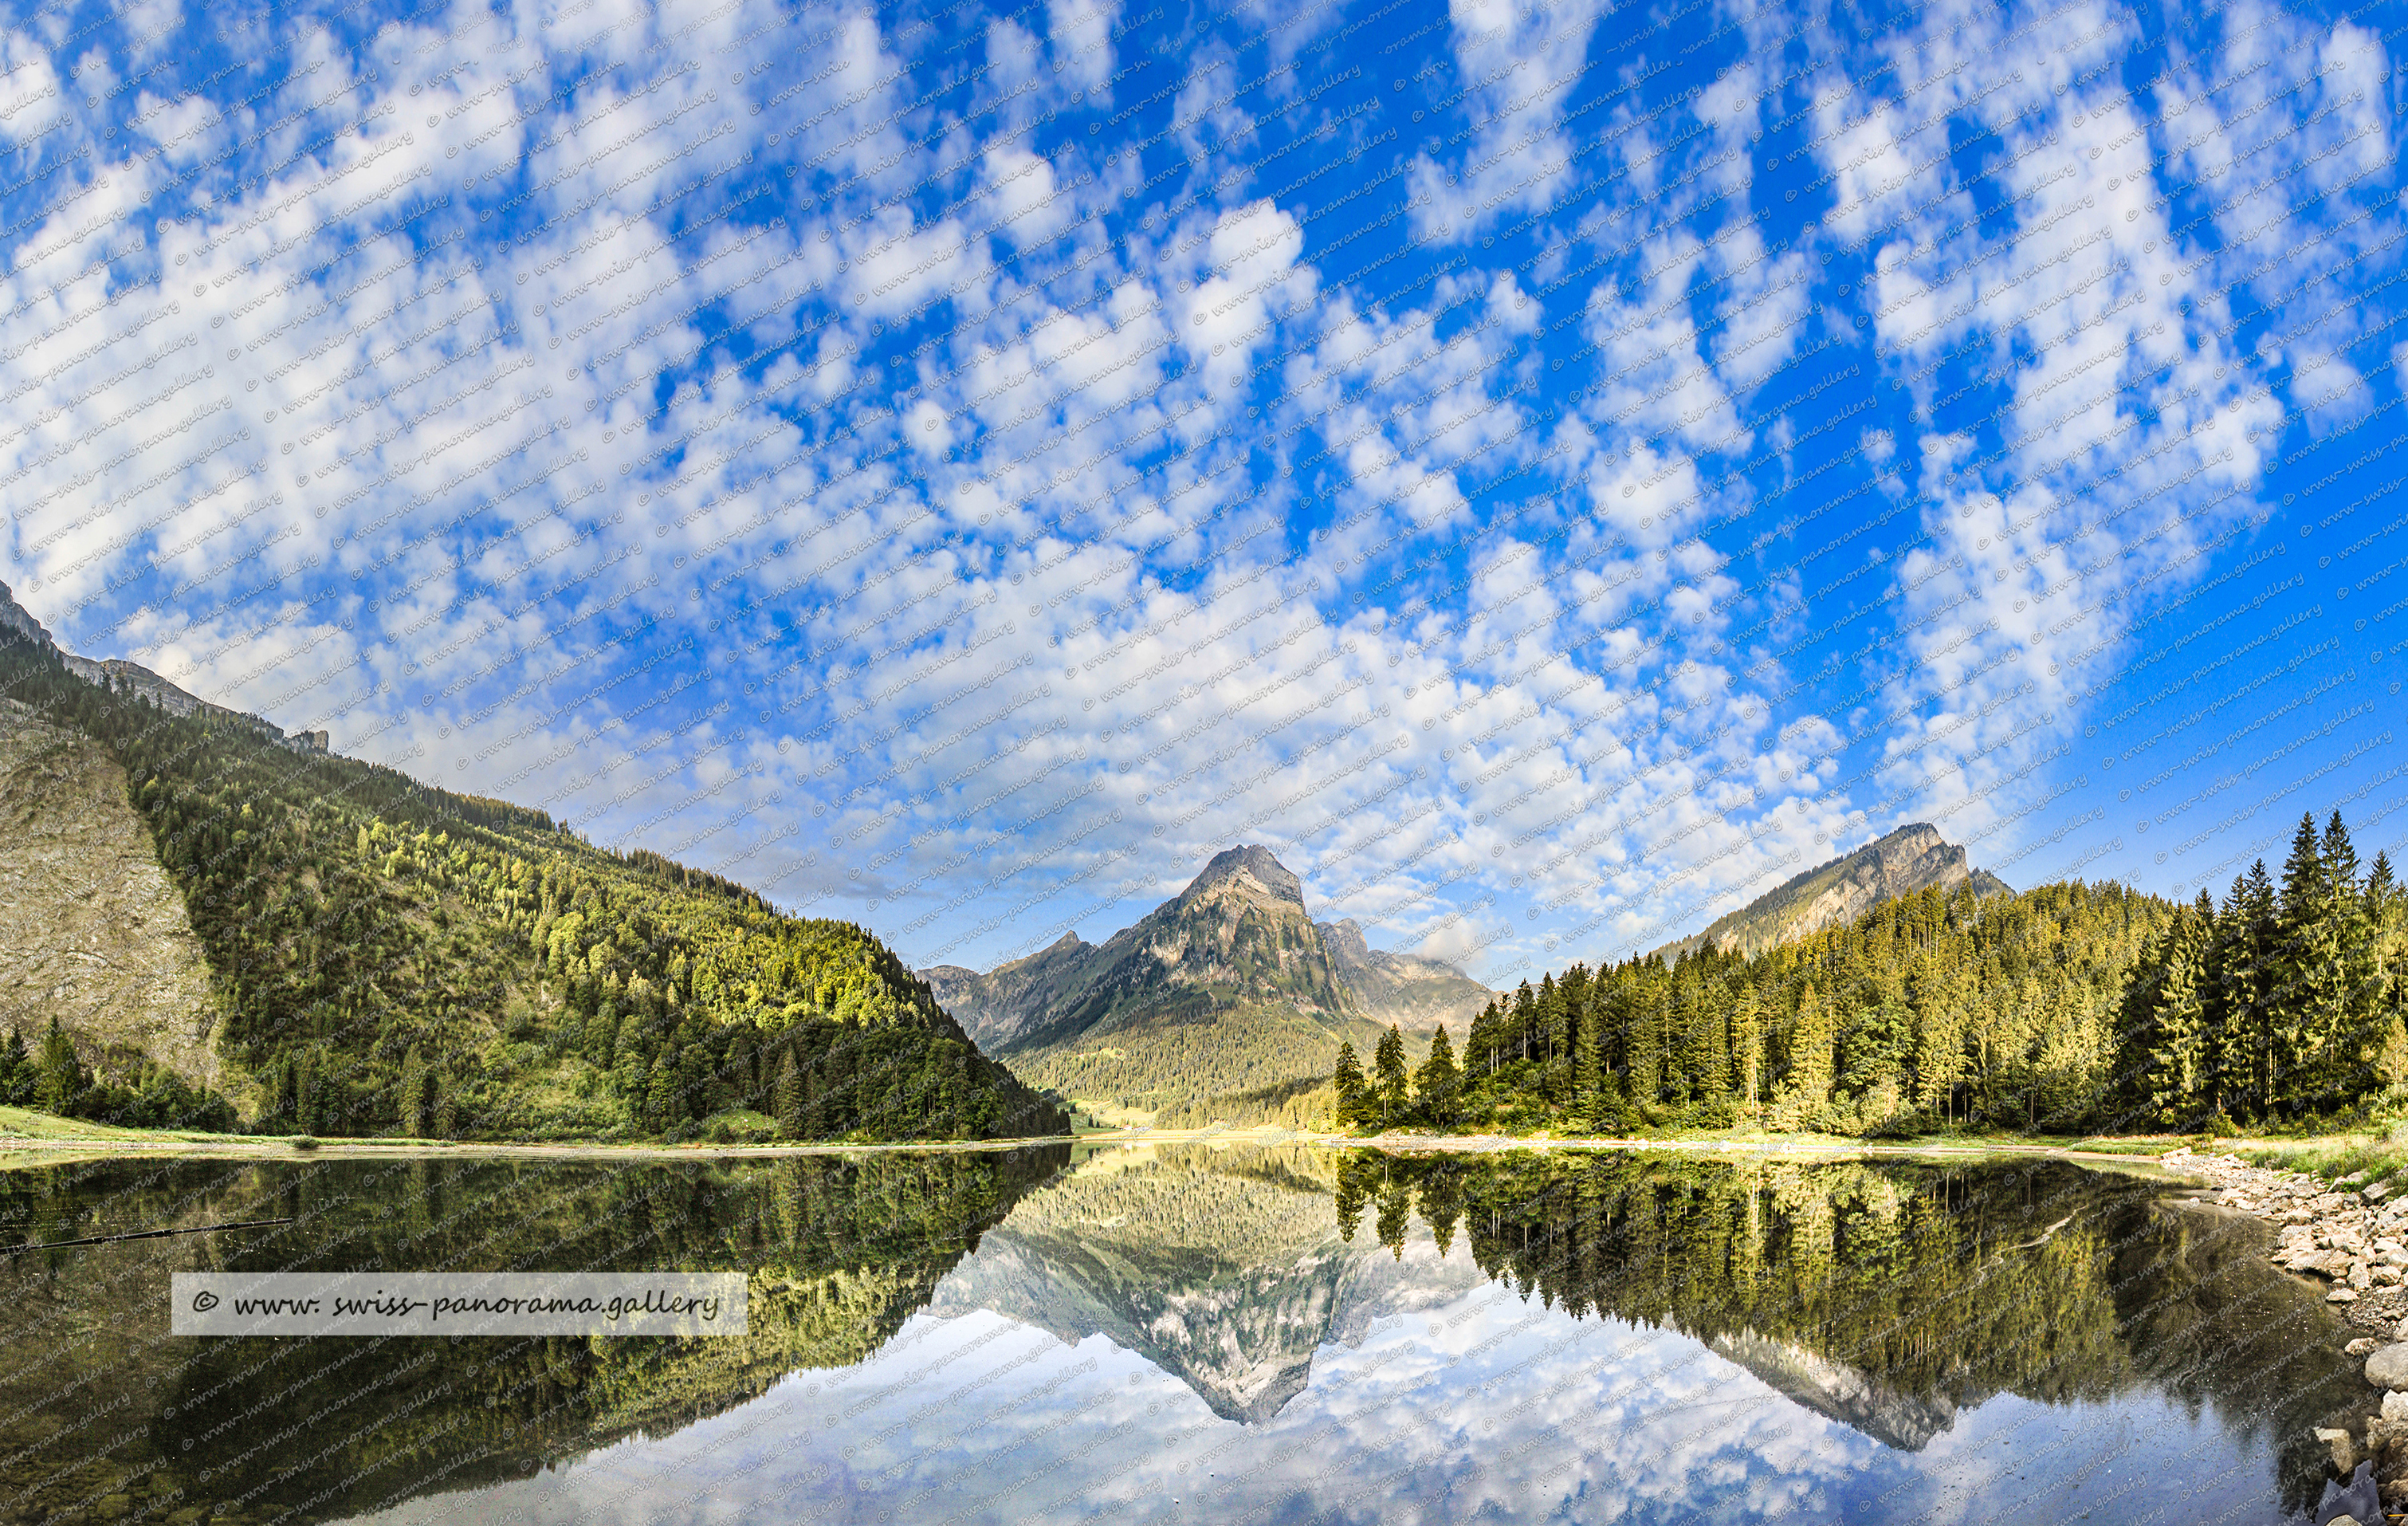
[[1319, 918, 1373, 964], [1180, 844, 1306, 910], [0, 580, 57, 654], [1658, 823, 2010, 961]]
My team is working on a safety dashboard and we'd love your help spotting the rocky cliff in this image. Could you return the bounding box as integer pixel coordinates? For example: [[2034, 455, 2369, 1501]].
[[1314, 917, 1494, 1034], [1659, 824, 2011, 960], [0, 697, 222, 1091], [0, 579, 328, 755]]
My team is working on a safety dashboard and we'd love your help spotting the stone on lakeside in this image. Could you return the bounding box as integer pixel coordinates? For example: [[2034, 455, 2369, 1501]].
[[2367, 1343, 2408, 1390]]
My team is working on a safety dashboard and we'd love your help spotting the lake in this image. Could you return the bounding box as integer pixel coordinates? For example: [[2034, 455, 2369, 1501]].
[[0, 1144, 2373, 1524]]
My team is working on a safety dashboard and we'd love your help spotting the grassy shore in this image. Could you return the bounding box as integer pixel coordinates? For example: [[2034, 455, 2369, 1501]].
[[9, 1099, 2401, 1177], [0, 1103, 2241, 1165]]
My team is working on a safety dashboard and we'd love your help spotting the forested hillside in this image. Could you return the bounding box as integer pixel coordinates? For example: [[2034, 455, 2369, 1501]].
[[1336, 808, 2408, 1138], [0, 629, 1065, 1142]]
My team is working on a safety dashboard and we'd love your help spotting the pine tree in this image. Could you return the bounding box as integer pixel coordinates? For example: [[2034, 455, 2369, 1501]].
[[2368, 853, 2408, 1092], [1781, 981, 1836, 1119], [1373, 1025, 1409, 1129], [646, 1062, 679, 1133], [34, 1019, 81, 1116], [2276, 812, 2349, 1111], [1332, 1040, 1368, 1131], [398, 1045, 430, 1136], [774, 1051, 803, 1140], [0, 1031, 28, 1107], [803, 1067, 827, 1136], [1728, 985, 1762, 1115], [1415, 1025, 1461, 1129]]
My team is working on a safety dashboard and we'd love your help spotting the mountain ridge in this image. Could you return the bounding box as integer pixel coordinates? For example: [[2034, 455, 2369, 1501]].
[[1655, 823, 2010, 962], [1, 579, 328, 755]]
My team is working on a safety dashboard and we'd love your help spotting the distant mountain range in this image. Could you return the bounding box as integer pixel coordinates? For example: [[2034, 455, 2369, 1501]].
[[922, 845, 1495, 1116], [1656, 823, 2011, 962], [922, 829, 2010, 1120]]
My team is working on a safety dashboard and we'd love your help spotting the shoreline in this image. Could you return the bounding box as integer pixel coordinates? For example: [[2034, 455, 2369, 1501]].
[[0, 1123, 2221, 1166]]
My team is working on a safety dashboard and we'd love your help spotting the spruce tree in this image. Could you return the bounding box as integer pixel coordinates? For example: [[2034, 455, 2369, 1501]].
[[1332, 1040, 1368, 1130], [2368, 853, 2408, 1091], [398, 1045, 430, 1136], [774, 1051, 803, 1140], [2276, 812, 2350, 1110], [803, 1068, 827, 1136], [34, 1019, 81, 1116], [0, 1031, 28, 1107], [1415, 1025, 1460, 1129], [645, 1061, 679, 1133], [1373, 1025, 1409, 1128]]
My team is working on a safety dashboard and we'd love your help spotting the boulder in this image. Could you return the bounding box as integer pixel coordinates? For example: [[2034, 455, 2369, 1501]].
[[2351, 1338, 2381, 1358], [2334, 1288, 2362, 1303], [2367, 1414, 2408, 1457], [2369, 1183, 2392, 1204], [2386, 1390, 2408, 1423], [2322, 1426, 2365, 1473], [2322, 1458, 2381, 1525], [2367, 1343, 2408, 1390]]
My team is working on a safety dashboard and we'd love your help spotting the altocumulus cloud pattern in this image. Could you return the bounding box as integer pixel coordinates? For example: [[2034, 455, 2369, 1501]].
[[0, 0, 2400, 979]]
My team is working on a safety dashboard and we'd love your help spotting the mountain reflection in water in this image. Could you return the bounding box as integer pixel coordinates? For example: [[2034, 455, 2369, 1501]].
[[0, 1145, 2373, 1526]]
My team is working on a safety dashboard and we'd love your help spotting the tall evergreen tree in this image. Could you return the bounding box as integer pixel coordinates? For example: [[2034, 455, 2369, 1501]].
[[1332, 1040, 1369, 1131], [1373, 1025, 1409, 1128], [34, 1019, 81, 1116], [774, 1051, 804, 1140], [397, 1045, 431, 1137], [0, 1031, 29, 1107], [1415, 1025, 1461, 1129]]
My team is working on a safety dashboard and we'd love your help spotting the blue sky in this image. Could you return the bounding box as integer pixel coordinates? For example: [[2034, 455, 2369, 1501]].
[[0, 0, 2398, 982]]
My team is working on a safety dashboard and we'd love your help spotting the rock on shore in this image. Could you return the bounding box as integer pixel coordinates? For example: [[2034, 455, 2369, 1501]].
[[2170, 1146, 2408, 1504]]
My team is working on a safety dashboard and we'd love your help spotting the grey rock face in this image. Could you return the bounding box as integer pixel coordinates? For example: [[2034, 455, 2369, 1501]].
[[1660, 824, 2011, 959], [1314, 917, 1494, 1035], [0, 698, 222, 1093]]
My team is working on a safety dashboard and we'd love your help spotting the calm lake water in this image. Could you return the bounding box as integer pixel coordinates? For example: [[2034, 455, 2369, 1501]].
[[0, 1144, 2375, 1525]]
